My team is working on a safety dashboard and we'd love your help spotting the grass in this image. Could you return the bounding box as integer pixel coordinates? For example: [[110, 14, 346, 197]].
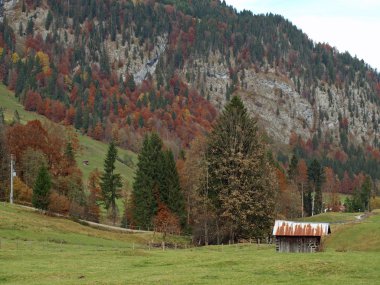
[[0, 84, 137, 185], [299, 211, 361, 223], [324, 210, 380, 252], [1, 204, 380, 284]]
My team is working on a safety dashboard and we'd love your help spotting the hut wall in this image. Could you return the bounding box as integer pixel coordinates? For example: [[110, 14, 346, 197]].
[[275, 236, 321, 253]]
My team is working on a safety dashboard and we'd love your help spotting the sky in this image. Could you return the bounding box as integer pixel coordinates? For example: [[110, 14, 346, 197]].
[[224, 0, 380, 71]]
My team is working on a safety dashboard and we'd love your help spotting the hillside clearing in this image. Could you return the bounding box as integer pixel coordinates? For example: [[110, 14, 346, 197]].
[[0, 84, 137, 184]]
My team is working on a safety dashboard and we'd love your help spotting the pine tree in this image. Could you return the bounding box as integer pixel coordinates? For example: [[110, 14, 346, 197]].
[[288, 154, 298, 182], [207, 96, 276, 242], [159, 150, 185, 226], [132, 133, 185, 231], [64, 142, 76, 166], [100, 141, 122, 225], [132, 133, 162, 229], [32, 166, 51, 210], [307, 159, 324, 216], [127, 74, 136, 92], [45, 10, 53, 30]]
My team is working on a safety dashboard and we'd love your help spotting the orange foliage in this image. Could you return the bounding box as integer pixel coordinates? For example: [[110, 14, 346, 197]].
[[48, 192, 70, 215], [14, 177, 32, 205], [153, 202, 181, 238]]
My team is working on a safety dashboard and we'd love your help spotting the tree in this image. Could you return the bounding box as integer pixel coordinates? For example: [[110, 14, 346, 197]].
[[32, 166, 51, 210], [132, 133, 185, 230], [159, 150, 185, 226], [178, 135, 214, 244], [296, 159, 308, 217], [153, 202, 181, 240], [132, 133, 163, 229], [100, 141, 122, 225], [361, 176, 372, 212], [127, 74, 136, 92], [20, 148, 48, 188], [85, 169, 101, 222], [307, 159, 324, 216], [206, 96, 276, 242], [0, 124, 10, 201], [287, 153, 298, 181], [45, 10, 53, 30], [323, 167, 339, 211], [26, 18, 34, 35]]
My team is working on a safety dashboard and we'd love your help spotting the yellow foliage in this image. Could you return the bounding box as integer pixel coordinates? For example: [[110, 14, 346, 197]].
[[36, 51, 51, 75], [82, 71, 88, 81], [14, 177, 32, 204], [64, 75, 73, 90], [12, 52, 20, 63], [370, 197, 380, 210], [0, 47, 3, 57], [36, 51, 49, 67]]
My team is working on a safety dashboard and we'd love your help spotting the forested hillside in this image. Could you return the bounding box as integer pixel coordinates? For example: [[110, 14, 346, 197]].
[[0, 0, 379, 226]]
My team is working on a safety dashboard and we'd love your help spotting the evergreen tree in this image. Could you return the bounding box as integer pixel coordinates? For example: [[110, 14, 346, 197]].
[[74, 104, 83, 129], [207, 96, 276, 242], [32, 166, 51, 210], [361, 176, 372, 211], [45, 10, 53, 30], [127, 74, 136, 92], [100, 141, 122, 225], [307, 159, 324, 216], [132, 133, 162, 229], [64, 142, 76, 166], [287, 153, 298, 181], [159, 150, 185, 226], [26, 18, 34, 35]]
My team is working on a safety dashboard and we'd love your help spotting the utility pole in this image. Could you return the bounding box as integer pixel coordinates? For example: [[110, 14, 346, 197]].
[[10, 154, 14, 204]]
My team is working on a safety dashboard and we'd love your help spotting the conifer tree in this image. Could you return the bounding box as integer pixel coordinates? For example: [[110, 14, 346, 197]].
[[307, 159, 324, 216], [132, 133, 162, 229], [159, 150, 185, 226], [100, 141, 122, 225], [207, 96, 276, 242], [132, 133, 185, 230], [32, 166, 51, 210]]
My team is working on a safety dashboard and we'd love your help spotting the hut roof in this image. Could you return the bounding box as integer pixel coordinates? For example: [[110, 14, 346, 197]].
[[273, 220, 331, 237]]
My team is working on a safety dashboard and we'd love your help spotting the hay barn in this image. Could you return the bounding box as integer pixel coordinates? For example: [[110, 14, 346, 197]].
[[273, 220, 331, 253]]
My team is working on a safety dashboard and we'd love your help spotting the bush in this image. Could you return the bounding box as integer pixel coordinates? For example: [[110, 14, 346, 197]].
[[48, 192, 70, 215]]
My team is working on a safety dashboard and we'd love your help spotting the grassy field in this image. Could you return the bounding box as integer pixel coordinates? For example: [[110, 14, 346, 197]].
[[1, 204, 380, 284], [0, 84, 137, 185], [299, 211, 361, 223]]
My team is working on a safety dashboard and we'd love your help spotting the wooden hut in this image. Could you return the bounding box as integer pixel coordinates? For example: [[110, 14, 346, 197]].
[[272, 220, 331, 253]]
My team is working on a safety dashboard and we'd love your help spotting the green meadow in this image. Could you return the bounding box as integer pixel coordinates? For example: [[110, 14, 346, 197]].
[[1, 204, 379, 285]]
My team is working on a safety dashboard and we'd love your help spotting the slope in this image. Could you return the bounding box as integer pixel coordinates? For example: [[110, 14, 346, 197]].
[[0, 84, 137, 185], [1, 204, 380, 284]]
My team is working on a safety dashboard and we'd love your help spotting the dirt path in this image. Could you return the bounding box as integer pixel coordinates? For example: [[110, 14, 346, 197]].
[[13, 203, 153, 234]]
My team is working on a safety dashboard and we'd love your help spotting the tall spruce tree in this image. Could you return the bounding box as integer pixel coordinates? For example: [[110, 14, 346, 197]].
[[100, 141, 122, 225], [32, 166, 51, 210], [159, 150, 185, 226], [207, 96, 276, 242], [307, 159, 324, 216], [132, 133, 163, 229], [132, 133, 185, 230]]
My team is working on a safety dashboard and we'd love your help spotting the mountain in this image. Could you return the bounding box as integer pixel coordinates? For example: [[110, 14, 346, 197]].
[[1, 0, 380, 181]]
